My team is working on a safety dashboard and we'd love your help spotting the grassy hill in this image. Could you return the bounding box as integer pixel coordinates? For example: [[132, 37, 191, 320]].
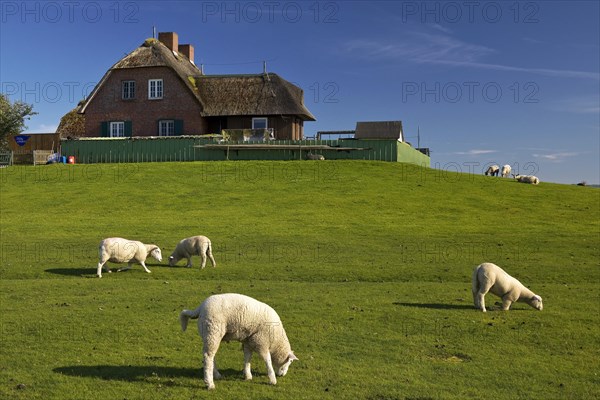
[[1, 161, 598, 399]]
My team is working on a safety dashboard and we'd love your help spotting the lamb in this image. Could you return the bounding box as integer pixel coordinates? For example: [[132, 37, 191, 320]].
[[180, 293, 298, 390], [472, 262, 543, 312], [512, 174, 540, 184], [485, 165, 500, 176], [168, 235, 216, 269], [306, 152, 325, 160], [96, 237, 162, 278], [501, 164, 512, 177]]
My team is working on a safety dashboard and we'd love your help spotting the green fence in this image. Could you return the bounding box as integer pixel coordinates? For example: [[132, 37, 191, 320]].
[[60, 137, 430, 166]]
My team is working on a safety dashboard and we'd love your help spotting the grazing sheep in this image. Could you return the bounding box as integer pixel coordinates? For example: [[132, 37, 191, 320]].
[[512, 174, 540, 184], [472, 262, 543, 312], [501, 164, 512, 177], [180, 293, 298, 390], [485, 165, 500, 176], [306, 152, 325, 160], [97, 237, 162, 278], [168, 235, 216, 269]]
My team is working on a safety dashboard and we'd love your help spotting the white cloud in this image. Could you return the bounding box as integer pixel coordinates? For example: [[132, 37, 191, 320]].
[[344, 31, 600, 81], [25, 124, 58, 134], [549, 96, 600, 114], [532, 152, 581, 162], [454, 149, 497, 155], [345, 32, 494, 64]]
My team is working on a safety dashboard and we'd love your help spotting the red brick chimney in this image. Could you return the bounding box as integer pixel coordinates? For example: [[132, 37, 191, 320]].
[[158, 32, 178, 52], [179, 44, 194, 63]]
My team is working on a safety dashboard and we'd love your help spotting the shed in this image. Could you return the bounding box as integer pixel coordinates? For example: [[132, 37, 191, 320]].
[[354, 121, 404, 141]]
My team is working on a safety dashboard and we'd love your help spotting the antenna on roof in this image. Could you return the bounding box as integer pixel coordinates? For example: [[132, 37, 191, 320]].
[[152, 26, 156, 39], [263, 61, 270, 81]]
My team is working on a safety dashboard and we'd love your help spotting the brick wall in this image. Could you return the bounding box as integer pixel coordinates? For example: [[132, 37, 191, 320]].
[[83, 66, 207, 137]]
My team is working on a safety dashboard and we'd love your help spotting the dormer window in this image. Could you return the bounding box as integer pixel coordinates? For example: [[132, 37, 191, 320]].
[[148, 79, 163, 99], [122, 80, 135, 100]]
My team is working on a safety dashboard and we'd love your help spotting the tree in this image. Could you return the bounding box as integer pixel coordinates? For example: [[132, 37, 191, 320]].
[[0, 93, 37, 150]]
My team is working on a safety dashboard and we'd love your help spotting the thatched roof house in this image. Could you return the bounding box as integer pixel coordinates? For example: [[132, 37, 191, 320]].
[[73, 32, 315, 139]]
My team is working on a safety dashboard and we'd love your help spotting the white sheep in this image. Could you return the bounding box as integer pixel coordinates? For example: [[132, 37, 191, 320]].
[[501, 164, 512, 177], [472, 262, 543, 312], [180, 293, 298, 390], [485, 165, 500, 176], [168, 235, 216, 269], [306, 152, 325, 160], [96, 237, 162, 278], [512, 174, 540, 184]]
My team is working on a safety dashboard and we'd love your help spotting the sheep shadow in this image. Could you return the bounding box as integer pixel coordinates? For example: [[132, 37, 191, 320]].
[[53, 365, 241, 383], [394, 302, 533, 312], [45, 268, 95, 277], [393, 302, 474, 310], [45, 263, 167, 277]]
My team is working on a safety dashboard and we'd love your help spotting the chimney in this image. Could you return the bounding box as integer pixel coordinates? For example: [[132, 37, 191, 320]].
[[179, 44, 194, 64], [158, 32, 178, 52]]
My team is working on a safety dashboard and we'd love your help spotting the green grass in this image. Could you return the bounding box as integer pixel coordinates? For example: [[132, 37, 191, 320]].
[[1, 161, 598, 399]]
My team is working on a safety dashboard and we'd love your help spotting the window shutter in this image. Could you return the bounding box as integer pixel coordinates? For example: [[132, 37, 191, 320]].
[[101, 121, 109, 137], [174, 119, 183, 135], [124, 121, 133, 137]]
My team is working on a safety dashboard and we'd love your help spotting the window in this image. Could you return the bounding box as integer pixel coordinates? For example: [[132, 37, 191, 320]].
[[159, 120, 174, 136], [122, 81, 135, 100], [252, 117, 268, 130], [101, 121, 131, 137], [110, 122, 125, 137], [148, 79, 163, 99]]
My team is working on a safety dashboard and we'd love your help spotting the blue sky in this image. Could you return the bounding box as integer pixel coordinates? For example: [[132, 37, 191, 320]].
[[1, 0, 598, 184]]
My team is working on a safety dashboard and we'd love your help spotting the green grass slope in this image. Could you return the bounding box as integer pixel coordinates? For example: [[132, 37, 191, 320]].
[[1, 161, 598, 399]]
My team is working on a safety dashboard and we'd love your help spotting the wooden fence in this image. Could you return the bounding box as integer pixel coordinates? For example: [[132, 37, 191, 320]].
[[0, 152, 13, 166]]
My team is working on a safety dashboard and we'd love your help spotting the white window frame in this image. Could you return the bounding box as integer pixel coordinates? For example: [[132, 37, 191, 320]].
[[159, 120, 175, 136], [252, 117, 268, 130], [122, 80, 135, 100], [110, 121, 125, 137], [148, 79, 163, 100]]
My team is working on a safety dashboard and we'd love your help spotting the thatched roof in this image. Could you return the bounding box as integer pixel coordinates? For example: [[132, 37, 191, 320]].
[[79, 38, 202, 113], [77, 38, 315, 121], [56, 108, 85, 138], [355, 121, 404, 141], [193, 74, 316, 121]]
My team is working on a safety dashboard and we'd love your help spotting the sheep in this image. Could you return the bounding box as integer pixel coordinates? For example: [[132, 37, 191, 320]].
[[168, 235, 216, 269], [484, 165, 500, 176], [96, 237, 162, 278], [512, 174, 540, 184], [306, 152, 325, 160], [180, 293, 298, 390], [472, 262, 543, 312], [501, 164, 512, 177]]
